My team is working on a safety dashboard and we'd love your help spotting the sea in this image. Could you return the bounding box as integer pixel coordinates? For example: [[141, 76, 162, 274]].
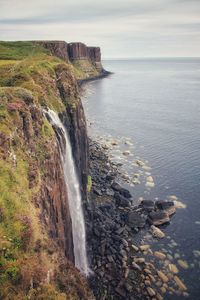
[[82, 58, 200, 300]]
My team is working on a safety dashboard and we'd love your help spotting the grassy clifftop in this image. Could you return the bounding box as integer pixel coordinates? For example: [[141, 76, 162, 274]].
[[0, 42, 93, 299]]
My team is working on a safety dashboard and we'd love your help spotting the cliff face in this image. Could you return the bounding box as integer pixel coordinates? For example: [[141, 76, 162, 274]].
[[36, 40, 105, 78], [0, 41, 92, 299], [37, 40, 69, 62]]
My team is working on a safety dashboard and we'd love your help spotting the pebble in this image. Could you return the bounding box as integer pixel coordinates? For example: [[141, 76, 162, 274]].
[[132, 262, 142, 271], [174, 276, 187, 291], [123, 150, 130, 156], [156, 293, 163, 300], [147, 287, 156, 297], [157, 270, 168, 283], [140, 245, 150, 251], [150, 225, 165, 239], [146, 181, 155, 188], [131, 244, 139, 252], [178, 259, 189, 269], [160, 287, 166, 294], [168, 264, 179, 274], [154, 251, 166, 260], [134, 257, 145, 264], [144, 268, 151, 275]]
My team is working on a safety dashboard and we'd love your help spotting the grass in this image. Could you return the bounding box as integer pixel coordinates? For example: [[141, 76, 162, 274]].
[[0, 41, 49, 60], [71, 59, 99, 79]]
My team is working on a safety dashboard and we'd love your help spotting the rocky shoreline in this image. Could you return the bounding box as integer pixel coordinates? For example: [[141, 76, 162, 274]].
[[85, 139, 189, 300]]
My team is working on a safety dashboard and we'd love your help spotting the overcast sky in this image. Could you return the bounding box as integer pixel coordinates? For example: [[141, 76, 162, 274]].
[[0, 0, 200, 58]]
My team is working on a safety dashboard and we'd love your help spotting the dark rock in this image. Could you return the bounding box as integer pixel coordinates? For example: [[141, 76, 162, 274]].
[[106, 174, 115, 181], [115, 286, 127, 298], [141, 200, 155, 212], [93, 188, 102, 196], [114, 192, 131, 207], [156, 200, 176, 216], [156, 200, 174, 210], [148, 211, 170, 225], [124, 282, 132, 292], [126, 211, 146, 228], [111, 182, 132, 198]]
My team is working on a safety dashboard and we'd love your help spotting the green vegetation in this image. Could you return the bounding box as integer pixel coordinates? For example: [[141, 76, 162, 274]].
[[0, 41, 49, 60], [87, 175, 92, 193], [72, 59, 98, 79]]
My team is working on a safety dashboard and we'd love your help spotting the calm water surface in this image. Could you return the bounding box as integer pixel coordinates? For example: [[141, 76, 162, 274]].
[[82, 59, 200, 299]]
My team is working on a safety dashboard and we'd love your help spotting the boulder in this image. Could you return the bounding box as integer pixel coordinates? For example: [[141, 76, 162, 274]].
[[111, 182, 132, 198], [148, 211, 170, 226], [114, 192, 131, 207], [156, 200, 176, 215], [141, 200, 155, 212], [126, 211, 146, 228]]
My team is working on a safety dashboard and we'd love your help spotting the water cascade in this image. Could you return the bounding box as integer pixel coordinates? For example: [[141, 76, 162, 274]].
[[45, 109, 89, 276]]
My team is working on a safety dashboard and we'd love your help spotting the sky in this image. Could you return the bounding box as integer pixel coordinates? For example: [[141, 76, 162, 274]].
[[0, 0, 200, 58]]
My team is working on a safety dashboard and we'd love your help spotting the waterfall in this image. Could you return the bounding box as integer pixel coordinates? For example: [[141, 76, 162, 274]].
[[45, 109, 89, 276]]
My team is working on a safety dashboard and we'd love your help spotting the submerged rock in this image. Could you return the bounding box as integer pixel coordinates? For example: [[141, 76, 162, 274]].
[[168, 264, 179, 274], [174, 276, 187, 291], [150, 225, 165, 238], [156, 200, 176, 216], [154, 251, 166, 260], [177, 259, 189, 269], [148, 211, 170, 226]]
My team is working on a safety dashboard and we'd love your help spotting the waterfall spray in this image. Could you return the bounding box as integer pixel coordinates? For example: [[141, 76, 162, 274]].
[[45, 109, 89, 276]]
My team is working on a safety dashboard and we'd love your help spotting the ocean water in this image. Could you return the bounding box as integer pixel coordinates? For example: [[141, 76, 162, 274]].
[[82, 58, 200, 299]]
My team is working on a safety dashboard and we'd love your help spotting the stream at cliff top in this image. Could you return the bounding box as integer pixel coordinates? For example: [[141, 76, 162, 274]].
[[45, 109, 89, 276], [82, 58, 200, 299]]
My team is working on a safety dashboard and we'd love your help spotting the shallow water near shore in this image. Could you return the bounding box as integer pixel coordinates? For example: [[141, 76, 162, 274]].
[[82, 58, 200, 299]]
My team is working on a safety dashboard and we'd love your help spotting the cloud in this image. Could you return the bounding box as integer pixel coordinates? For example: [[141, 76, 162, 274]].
[[0, 0, 199, 57]]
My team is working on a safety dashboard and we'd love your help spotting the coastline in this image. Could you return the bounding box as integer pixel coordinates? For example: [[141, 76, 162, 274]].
[[83, 84, 190, 300], [78, 70, 113, 86]]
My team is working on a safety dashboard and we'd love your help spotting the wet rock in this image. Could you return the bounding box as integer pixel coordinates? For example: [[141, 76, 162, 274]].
[[157, 270, 168, 283], [114, 192, 131, 207], [154, 251, 166, 260], [93, 188, 102, 196], [141, 200, 155, 212], [127, 211, 146, 228], [174, 276, 187, 291], [177, 259, 189, 269], [134, 257, 145, 264], [111, 182, 132, 198], [139, 245, 150, 251], [131, 244, 139, 252], [135, 159, 145, 167], [148, 211, 170, 226], [123, 150, 130, 156], [150, 225, 165, 238], [156, 200, 176, 216], [132, 262, 142, 271], [168, 264, 179, 274]]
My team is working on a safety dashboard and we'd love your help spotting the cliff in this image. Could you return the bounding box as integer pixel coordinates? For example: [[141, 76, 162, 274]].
[[0, 41, 93, 299], [35, 40, 108, 80]]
